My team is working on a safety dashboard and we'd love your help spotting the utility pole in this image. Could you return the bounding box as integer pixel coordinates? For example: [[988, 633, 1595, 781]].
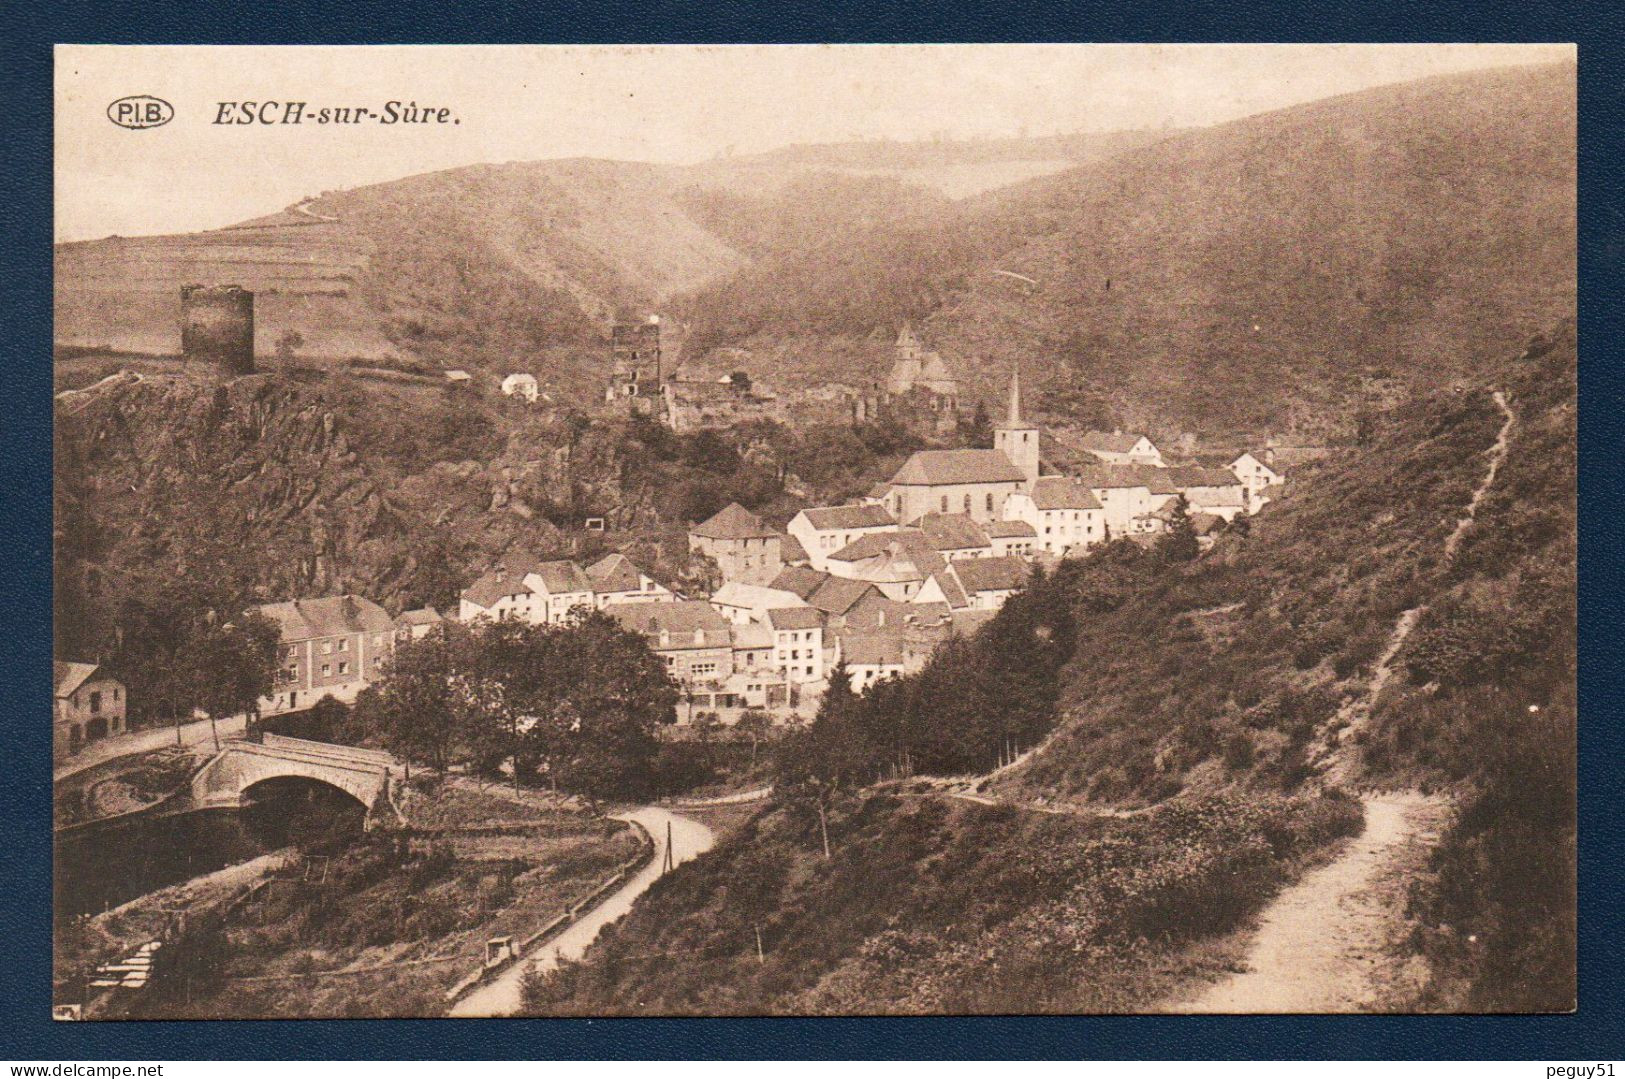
[[755, 924, 764, 965], [662, 819, 675, 874]]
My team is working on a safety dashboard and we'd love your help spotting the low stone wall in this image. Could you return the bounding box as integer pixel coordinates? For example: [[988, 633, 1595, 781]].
[[443, 818, 656, 1005]]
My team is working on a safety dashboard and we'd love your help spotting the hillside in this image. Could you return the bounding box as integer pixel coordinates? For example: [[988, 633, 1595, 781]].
[[676, 62, 1576, 438], [53, 131, 1170, 403], [520, 323, 1576, 1014]]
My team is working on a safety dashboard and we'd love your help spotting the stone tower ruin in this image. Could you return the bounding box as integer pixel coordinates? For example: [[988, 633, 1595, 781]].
[[180, 284, 255, 375]]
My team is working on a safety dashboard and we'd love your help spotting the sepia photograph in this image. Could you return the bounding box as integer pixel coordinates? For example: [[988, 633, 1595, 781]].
[[51, 43, 1576, 1020]]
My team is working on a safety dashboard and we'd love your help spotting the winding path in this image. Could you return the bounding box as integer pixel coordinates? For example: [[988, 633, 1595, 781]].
[[448, 805, 714, 1017], [1177, 389, 1516, 1013]]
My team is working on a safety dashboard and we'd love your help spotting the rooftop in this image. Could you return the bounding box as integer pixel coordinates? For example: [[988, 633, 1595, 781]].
[[841, 634, 905, 667], [690, 501, 779, 541], [1079, 430, 1153, 454], [916, 512, 993, 552], [252, 594, 395, 641], [604, 600, 730, 642], [54, 661, 102, 699], [951, 555, 1030, 594], [799, 504, 897, 531], [396, 607, 443, 626], [532, 559, 593, 595], [1030, 476, 1104, 511], [983, 518, 1038, 538], [767, 607, 825, 632], [889, 449, 1026, 487], [585, 553, 645, 594]]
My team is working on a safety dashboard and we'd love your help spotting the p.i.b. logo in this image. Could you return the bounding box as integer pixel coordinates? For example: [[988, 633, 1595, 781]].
[[107, 95, 173, 130]]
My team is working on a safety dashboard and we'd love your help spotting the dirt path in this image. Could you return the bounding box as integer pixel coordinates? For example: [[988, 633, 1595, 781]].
[[447, 805, 714, 1017], [1174, 791, 1449, 1013], [1179, 388, 1516, 1013]]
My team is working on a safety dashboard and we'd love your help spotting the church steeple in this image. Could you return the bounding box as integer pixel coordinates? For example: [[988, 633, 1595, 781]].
[[993, 362, 1040, 490]]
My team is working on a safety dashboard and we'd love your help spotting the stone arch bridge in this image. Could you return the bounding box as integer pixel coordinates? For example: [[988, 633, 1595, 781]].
[[190, 733, 398, 815]]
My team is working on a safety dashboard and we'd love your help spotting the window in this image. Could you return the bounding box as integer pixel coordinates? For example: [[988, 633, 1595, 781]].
[[321, 664, 331, 677], [89, 691, 102, 713], [114, 687, 121, 702], [692, 662, 718, 677], [963, 493, 972, 513], [941, 495, 949, 513], [337, 638, 349, 652], [986, 493, 994, 513], [322, 641, 333, 655], [338, 661, 350, 675]]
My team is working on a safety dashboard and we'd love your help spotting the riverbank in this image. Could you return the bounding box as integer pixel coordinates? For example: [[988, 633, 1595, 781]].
[[82, 779, 646, 1019]]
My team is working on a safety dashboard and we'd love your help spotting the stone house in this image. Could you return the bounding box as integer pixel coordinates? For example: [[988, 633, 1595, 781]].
[[54, 662, 127, 757], [251, 594, 395, 714], [688, 502, 783, 585]]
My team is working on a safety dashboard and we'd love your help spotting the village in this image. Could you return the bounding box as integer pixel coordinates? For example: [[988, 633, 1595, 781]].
[[55, 316, 1309, 758]]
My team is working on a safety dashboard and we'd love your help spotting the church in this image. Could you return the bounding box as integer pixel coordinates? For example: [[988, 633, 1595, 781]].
[[881, 367, 1042, 525]]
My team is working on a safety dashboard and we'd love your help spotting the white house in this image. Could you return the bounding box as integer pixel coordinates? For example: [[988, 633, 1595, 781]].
[[586, 553, 676, 607], [767, 607, 825, 684], [459, 555, 595, 625], [501, 373, 540, 402], [1164, 466, 1249, 522], [950, 556, 1029, 611], [983, 518, 1038, 558], [1002, 476, 1105, 556], [1077, 431, 1165, 467], [709, 580, 808, 626], [1230, 451, 1283, 513], [1076, 464, 1175, 537], [840, 634, 907, 692], [787, 504, 899, 571]]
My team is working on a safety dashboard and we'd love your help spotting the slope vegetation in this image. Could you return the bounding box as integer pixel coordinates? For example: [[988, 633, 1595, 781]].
[[522, 324, 1574, 1014], [679, 62, 1576, 436]]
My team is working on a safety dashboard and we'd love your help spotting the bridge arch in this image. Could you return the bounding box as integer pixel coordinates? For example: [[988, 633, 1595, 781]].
[[190, 735, 395, 815]]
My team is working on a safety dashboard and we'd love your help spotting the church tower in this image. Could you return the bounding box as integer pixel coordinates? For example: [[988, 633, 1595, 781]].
[[993, 364, 1040, 489]]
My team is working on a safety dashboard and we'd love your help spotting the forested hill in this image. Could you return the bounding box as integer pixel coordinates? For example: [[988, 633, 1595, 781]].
[[522, 323, 1575, 1015], [52, 132, 1164, 403], [677, 61, 1576, 439]]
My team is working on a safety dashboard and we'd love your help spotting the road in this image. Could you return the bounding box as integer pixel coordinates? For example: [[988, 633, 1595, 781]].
[[54, 714, 247, 783], [448, 805, 715, 1017]]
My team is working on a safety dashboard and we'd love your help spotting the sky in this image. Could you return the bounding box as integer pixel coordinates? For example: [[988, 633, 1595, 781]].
[[55, 43, 1572, 242]]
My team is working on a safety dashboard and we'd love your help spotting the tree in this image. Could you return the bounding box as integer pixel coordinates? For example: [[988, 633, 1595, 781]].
[[274, 330, 305, 365], [1157, 495, 1200, 563], [188, 610, 282, 751], [960, 400, 992, 447], [736, 709, 773, 768], [370, 624, 468, 773], [728, 371, 753, 396]]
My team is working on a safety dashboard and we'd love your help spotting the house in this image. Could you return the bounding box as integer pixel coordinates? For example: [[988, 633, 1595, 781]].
[[1002, 476, 1105, 555], [604, 600, 734, 689], [951, 555, 1029, 610], [586, 553, 676, 607], [500, 373, 540, 402], [1191, 512, 1229, 551], [688, 502, 783, 585], [54, 662, 127, 757], [825, 530, 947, 602], [767, 607, 825, 684], [729, 620, 777, 674], [882, 449, 1027, 525], [1164, 466, 1248, 522], [395, 607, 443, 641], [709, 580, 808, 626], [916, 512, 995, 561], [1077, 430, 1164, 467], [459, 555, 595, 625], [1230, 451, 1283, 513], [458, 564, 535, 623], [787, 503, 898, 572], [1076, 464, 1175, 537], [983, 518, 1038, 558], [840, 634, 907, 692], [251, 594, 395, 714]]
